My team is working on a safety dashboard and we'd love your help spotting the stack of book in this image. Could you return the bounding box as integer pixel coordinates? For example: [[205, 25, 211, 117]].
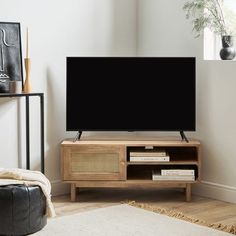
[[129, 149, 169, 162], [152, 169, 195, 181]]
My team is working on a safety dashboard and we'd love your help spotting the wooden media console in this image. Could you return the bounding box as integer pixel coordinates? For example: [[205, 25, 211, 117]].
[[61, 137, 201, 202]]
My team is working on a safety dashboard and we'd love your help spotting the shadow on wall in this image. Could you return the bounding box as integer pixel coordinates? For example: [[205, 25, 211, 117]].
[[0, 98, 23, 168], [90, 0, 136, 55], [111, 0, 137, 55], [45, 67, 74, 181], [90, 0, 115, 54], [45, 68, 60, 180]]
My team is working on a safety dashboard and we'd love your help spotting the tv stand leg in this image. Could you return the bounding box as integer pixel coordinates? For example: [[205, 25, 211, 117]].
[[73, 131, 83, 142], [71, 183, 77, 202], [185, 183, 191, 202], [180, 131, 189, 143]]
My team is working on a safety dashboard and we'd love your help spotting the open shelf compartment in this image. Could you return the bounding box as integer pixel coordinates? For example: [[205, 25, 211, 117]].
[[127, 164, 198, 181], [127, 146, 199, 162]]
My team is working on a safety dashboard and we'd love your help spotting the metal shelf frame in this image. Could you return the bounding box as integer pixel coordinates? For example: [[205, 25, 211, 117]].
[[0, 93, 45, 173]]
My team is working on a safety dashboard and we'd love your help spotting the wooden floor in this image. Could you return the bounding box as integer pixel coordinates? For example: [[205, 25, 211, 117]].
[[52, 188, 236, 226]]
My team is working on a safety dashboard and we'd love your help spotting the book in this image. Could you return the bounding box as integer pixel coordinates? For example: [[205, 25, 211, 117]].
[[152, 170, 195, 181], [130, 150, 167, 157], [161, 169, 195, 176], [130, 155, 170, 162]]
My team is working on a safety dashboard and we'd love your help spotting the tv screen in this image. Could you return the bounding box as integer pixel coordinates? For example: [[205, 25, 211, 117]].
[[66, 57, 196, 132]]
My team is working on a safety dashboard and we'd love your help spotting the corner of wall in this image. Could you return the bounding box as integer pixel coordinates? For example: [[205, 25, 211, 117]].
[[193, 181, 236, 204], [51, 180, 70, 197]]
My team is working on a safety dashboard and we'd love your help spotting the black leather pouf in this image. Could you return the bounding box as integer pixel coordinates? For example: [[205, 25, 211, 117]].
[[0, 184, 47, 235]]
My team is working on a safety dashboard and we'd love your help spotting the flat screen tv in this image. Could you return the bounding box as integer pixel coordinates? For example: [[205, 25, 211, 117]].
[[66, 57, 196, 137]]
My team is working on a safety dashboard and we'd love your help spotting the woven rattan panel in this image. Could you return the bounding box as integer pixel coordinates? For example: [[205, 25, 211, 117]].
[[71, 153, 119, 173]]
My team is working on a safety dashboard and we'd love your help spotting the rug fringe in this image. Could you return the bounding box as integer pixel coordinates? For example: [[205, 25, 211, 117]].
[[123, 200, 236, 235]]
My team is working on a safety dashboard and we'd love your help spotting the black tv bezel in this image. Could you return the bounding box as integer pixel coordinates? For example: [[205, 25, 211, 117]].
[[66, 56, 196, 132]]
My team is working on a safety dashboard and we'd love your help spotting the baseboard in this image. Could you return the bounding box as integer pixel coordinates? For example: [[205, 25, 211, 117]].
[[51, 180, 70, 196], [50, 179, 236, 203], [193, 181, 236, 204]]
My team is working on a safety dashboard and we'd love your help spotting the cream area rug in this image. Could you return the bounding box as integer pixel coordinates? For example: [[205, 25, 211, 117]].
[[34, 204, 232, 236]]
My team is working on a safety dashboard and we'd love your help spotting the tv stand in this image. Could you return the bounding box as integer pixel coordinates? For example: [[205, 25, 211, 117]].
[[61, 136, 201, 202], [180, 131, 189, 143], [73, 131, 83, 142]]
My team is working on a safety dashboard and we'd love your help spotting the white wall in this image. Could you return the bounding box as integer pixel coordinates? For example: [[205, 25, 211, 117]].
[[137, 0, 201, 56], [0, 0, 137, 195], [137, 0, 236, 203]]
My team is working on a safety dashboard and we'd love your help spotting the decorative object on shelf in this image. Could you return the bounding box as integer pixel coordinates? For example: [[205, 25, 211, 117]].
[[23, 27, 32, 93], [182, 0, 236, 60], [0, 77, 22, 93], [220, 35, 236, 60], [9, 80, 22, 93], [0, 77, 9, 93], [0, 22, 23, 92]]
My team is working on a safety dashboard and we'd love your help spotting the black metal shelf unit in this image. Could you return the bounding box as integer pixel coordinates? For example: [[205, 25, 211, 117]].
[[0, 93, 45, 173]]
